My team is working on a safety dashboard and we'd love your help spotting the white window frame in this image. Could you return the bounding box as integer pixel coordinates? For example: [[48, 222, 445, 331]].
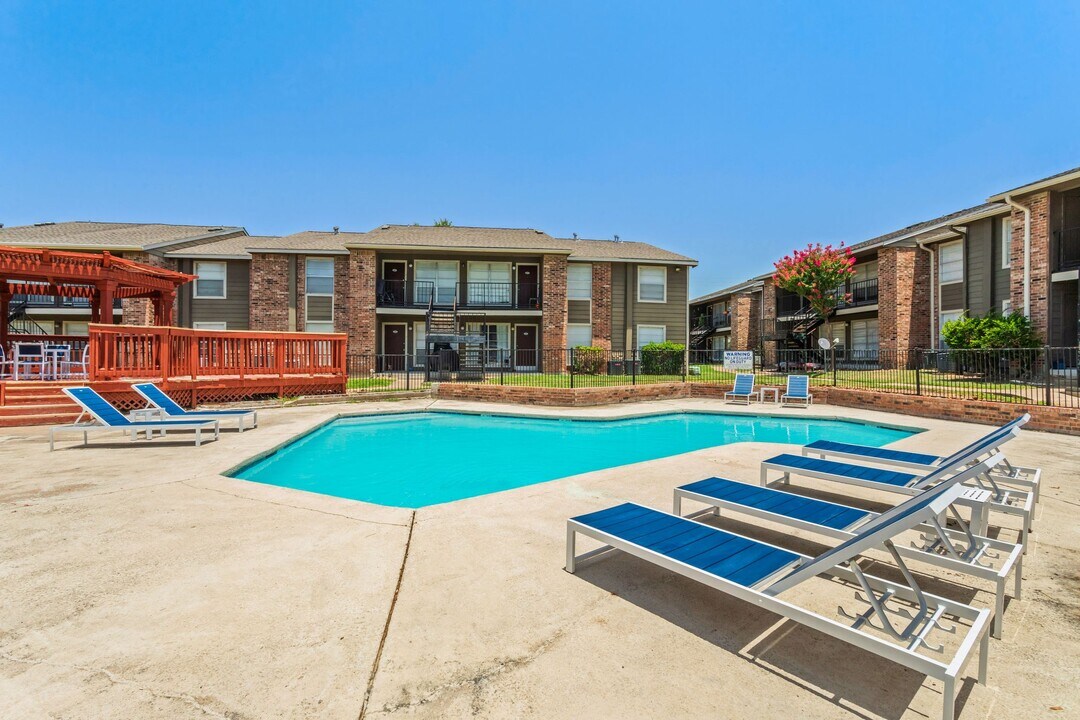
[[938, 241, 964, 285], [566, 323, 593, 348], [636, 324, 667, 351], [1001, 299, 1012, 314], [304, 258, 335, 333], [849, 319, 879, 352], [193, 321, 228, 331], [1001, 217, 1012, 269], [637, 266, 667, 303], [567, 263, 593, 300], [193, 261, 227, 299]]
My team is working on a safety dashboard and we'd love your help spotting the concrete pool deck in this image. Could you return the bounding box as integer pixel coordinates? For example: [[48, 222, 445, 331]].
[[1, 398, 1078, 718]]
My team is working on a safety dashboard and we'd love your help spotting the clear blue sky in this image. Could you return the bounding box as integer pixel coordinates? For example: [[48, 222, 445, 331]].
[[2, 2, 1078, 296]]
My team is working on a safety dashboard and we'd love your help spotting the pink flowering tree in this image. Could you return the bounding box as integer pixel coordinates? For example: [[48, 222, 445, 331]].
[[773, 244, 856, 319]]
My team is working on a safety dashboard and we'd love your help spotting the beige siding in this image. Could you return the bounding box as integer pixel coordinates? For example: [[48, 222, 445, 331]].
[[629, 264, 688, 346], [991, 217, 1011, 310], [180, 259, 251, 329]]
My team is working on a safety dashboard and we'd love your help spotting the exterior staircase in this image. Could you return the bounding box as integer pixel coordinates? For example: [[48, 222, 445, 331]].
[[0, 381, 84, 428]]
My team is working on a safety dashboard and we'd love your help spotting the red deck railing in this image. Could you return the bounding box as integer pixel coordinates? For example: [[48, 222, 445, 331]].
[[87, 324, 347, 385]]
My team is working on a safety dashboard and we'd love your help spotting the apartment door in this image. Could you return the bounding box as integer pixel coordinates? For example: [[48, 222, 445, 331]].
[[515, 324, 537, 370], [382, 261, 406, 305], [381, 323, 406, 371], [516, 264, 539, 308]]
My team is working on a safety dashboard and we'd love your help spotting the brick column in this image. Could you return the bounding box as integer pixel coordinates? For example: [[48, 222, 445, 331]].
[[346, 249, 377, 356], [121, 252, 177, 326], [759, 281, 777, 365], [249, 253, 290, 331], [591, 262, 612, 351], [729, 292, 755, 350], [296, 254, 307, 330], [334, 255, 350, 334], [1009, 192, 1051, 342], [541, 254, 568, 371], [878, 246, 930, 366]]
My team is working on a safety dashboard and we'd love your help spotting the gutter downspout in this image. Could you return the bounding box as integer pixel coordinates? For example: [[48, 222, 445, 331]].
[[916, 240, 936, 349], [1003, 195, 1031, 317]]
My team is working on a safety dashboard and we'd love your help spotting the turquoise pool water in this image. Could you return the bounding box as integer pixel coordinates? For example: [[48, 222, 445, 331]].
[[232, 412, 914, 508]]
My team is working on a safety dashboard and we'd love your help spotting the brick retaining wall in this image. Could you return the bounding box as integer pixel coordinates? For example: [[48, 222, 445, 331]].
[[431, 381, 1080, 434]]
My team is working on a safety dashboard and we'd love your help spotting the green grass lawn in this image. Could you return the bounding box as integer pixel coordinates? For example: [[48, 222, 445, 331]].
[[346, 377, 394, 391]]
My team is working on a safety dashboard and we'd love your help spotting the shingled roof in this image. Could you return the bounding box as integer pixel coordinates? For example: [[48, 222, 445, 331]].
[[0, 221, 243, 251]]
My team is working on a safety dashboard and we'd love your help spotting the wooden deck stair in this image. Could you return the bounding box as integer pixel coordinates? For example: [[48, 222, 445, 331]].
[[0, 381, 84, 428]]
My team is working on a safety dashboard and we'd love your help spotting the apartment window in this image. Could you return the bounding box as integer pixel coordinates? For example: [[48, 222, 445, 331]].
[[636, 324, 666, 351], [637, 266, 667, 302], [567, 263, 592, 300], [62, 321, 89, 336], [193, 322, 227, 331], [467, 322, 510, 364], [849, 319, 878, 352], [305, 257, 335, 333], [1001, 217, 1012, 269], [1001, 299, 1013, 314], [467, 262, 512, 305], [567, 324, 593, 348], [939, 241, 963, 284], [851, 260, 878, 283], [193, 261, 226, 299], [414, 260, 459, 305]]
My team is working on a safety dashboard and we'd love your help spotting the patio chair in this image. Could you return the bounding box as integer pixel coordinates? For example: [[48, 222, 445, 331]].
[[50, 387, 220, 450], [59, 345, 90, 379], [567, 476, 994, 720], [12, 341, 46, 380], [723, 373, 757, 404], [0, 345, 14, 379], [674, 453, 1023, 639], [800, 414, 1039, 501], [780, 374, 812, 407], [760, 424, 1035, 549], [131, 382, 258, 431]]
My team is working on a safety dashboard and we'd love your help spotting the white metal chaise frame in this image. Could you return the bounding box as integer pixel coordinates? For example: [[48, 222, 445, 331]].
[[674, 454, 1023, 639], [723, 373, 757, 405], [567, 480, 993, 720], [50, 387, 221, 451]]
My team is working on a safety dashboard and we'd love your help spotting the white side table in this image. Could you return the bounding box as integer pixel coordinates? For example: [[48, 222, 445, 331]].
[[759, 387, 780, 404], [130, 407, 167, 438]]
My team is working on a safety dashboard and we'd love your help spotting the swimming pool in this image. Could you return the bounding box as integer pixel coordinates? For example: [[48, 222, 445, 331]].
[[231, 411, 915, 508]]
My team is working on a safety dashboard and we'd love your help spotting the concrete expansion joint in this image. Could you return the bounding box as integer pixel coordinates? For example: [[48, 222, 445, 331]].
[[0, 650, 233, 718], [178, 481, 412, 528]]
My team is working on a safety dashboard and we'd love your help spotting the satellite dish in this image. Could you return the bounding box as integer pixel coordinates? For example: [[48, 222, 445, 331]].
[[817, 338, 832, 350]]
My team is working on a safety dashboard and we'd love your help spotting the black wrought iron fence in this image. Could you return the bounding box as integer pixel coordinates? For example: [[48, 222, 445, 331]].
[[348, 346, 1080, 406]]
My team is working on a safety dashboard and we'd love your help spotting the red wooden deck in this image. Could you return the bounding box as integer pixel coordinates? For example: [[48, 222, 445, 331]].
[[0, 325, 348, 425]]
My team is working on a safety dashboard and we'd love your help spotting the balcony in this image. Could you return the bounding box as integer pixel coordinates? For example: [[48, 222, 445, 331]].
[[376, 280, 542, 310], [703, 311, 731, 329], [836, 278, 879, 309], [1057, 227, 1080, 271], [11, 293, 120, 309]]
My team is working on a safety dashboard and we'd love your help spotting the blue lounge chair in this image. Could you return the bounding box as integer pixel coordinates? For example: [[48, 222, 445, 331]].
[[132, 383, 258, 431], [780, 374, 812, 407], [761, 424, 1035, 548], [724, 373, 757, 404], [567, 475, 993, 720], [673, 454, 1024, 638], [801, 415, 1038, 501], [50, 387, 221, 450]]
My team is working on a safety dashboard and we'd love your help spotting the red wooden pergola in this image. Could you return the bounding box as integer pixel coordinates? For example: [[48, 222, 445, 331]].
[[0, 245, 195, 347]]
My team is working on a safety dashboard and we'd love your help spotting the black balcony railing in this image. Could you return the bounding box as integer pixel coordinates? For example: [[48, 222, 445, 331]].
[[836, 278, 879, 308], [11, 293, 116, 309], [1057, 226, 1080, 270], [776, 292, 807, 316], [704, 311, 731, 329], [376, 279, 542, 309], [462, 281, 541, 309], [376, 279, 438, 307]]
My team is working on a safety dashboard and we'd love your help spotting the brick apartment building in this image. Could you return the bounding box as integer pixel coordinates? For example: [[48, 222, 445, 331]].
[[0, 222, 696, 369], [691, 166, 1080, 360]]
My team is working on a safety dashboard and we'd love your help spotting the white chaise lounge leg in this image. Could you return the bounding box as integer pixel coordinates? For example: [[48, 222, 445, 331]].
[[565, 525, 577, 574], [195, 428, 202, 447]]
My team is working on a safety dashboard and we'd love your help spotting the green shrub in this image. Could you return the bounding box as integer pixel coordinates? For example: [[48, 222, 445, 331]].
[[571, 345, 605, 374], [640, 341, 685, 375], [941, 312, 1041, 349]]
